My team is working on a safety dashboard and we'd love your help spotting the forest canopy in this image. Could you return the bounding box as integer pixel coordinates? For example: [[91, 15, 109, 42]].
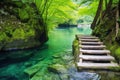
[[9, 0, 106, 28], [33, 0, 78, 29]]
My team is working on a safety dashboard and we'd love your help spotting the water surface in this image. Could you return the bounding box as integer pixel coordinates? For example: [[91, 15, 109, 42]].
[[0, 26, 92, 80]]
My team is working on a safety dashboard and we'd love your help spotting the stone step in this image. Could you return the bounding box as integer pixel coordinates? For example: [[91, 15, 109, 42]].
[[79, 55, 115, 61], [77, 62, 119, 69], [76, 35, 94, 37], [76, 35, 96, 39], [80, 49, 110, 54], [78, 36, 98, 39], [80, 45, 106, 50], [79, 37, 98, 40], [77, 35, 98, 38], [80, 42, 103, 45], [80, 39, 100, 42]]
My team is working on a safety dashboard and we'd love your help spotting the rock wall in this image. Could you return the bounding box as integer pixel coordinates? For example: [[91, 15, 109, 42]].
[[92, 5, 120, 63], [0, 0, 48, 51]]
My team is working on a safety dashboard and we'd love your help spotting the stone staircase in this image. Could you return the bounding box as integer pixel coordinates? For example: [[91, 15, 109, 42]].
[[75, 35, 119, 69]]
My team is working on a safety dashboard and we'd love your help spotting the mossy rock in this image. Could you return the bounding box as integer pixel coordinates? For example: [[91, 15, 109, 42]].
[[0, 1, 48, 51], [19, 9, 29, 22], [24, 62, 43, 77], [48, 64, 67, 74], [73, 39, 79, 47]]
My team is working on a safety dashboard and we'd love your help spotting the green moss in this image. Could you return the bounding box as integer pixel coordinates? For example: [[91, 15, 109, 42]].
[[0, 32, 9, 41], [115, 47, 120, 59], [25, 29, 35, 37], [13, 28, 25, 39], [0, 1, 48, 50], [19, 9, 29, 22], [73, 39, 79, 47], [23, 25, 35, 38]]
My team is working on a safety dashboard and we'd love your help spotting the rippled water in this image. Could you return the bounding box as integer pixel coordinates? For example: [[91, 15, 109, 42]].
[[0, 26, 92, 80]]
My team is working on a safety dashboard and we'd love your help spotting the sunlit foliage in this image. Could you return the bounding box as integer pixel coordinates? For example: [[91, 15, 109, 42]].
[[78, 0, 98, 17], [33, 0, 78, 29]]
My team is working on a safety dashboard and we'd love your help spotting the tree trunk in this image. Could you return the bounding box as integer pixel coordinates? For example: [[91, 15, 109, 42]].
[[115, 9, 119, 38], [105, 0, 108, 9], [116, 0, 120, 38], [91, 0, 103, 29]]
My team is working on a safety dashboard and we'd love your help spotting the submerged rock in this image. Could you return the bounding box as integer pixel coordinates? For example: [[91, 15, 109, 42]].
[[52, 53, 61, 58], [62, 54, 74, 62], [59, 74, 70, 80], [24, 62, 43, 77], [48, 64, 68, 74]]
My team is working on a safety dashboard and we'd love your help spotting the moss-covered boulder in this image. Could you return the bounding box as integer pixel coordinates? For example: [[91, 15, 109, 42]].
[[0, 0, 48, 51]]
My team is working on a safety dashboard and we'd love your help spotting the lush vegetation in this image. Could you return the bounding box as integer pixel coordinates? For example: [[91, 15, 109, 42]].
[[92, 0, 120, 62], [1, 0, 120, 53], [74, 0, 99, 23], [33, 0, 78, 29]]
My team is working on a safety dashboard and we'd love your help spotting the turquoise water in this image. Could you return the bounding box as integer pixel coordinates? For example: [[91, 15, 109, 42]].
[[0, 26, 92, 80]]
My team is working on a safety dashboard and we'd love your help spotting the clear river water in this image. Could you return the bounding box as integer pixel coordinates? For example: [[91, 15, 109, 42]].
[[0, 25, 93, 80]]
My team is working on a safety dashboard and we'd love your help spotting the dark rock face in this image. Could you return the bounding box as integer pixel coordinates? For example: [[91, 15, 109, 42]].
[[0, 0, 48, 51]]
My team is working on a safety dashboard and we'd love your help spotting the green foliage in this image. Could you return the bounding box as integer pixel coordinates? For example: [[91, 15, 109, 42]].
[[13, 28, 25, 39], [115, 47, 120, 59], [0, 32, 9, 41], [78, 0, 98, 17], [33, 0, 78, 29], [76, 0, 99, 23]]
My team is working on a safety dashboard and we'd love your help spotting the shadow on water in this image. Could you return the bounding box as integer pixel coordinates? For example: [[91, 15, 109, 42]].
[[0, 44, 49, 68]]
